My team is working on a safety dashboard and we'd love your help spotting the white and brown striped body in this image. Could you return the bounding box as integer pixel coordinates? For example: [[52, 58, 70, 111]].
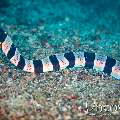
[[0, 29, 120, 80]]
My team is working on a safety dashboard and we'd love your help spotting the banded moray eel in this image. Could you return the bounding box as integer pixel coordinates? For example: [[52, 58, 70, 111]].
[[0, 28, 120, 80]]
